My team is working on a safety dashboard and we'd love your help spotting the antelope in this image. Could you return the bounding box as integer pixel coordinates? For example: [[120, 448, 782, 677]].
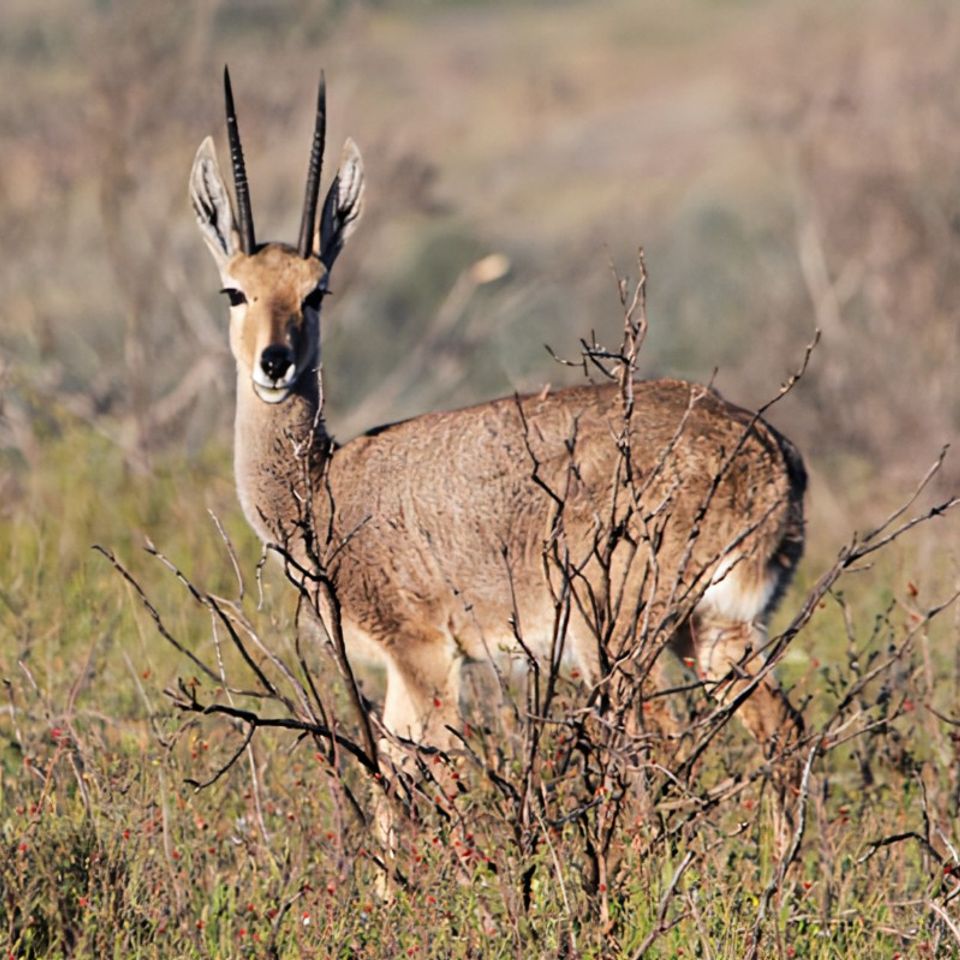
[[189, 70, 806, 812]]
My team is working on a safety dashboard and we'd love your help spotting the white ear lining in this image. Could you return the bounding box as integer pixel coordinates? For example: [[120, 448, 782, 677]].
[[189, 137, 240, 268]]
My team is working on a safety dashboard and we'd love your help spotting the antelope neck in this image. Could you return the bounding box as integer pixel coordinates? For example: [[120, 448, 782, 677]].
[[233, 368, 331, 547]]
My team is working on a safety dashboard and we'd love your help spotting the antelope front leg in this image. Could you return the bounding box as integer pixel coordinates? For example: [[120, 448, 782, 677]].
[[374, 637, 463, 896]]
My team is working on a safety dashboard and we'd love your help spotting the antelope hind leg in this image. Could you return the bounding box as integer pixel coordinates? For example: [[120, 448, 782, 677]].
[[691, 613, 804, 857]]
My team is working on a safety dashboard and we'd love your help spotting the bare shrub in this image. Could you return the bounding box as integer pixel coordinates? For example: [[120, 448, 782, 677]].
[[96, 256, 960, 955]]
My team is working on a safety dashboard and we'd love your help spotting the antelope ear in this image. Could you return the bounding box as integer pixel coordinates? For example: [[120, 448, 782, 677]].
[[189, 136, 241, 270], [317, 138, 365, 271]]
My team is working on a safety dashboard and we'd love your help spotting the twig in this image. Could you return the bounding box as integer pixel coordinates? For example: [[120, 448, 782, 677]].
[[166, 692, 379, 774], [629, 850, 696, 959], [927, 900, 960, 949], [93, 545, 221, 682], [856, 831, 945, 867], [745, 742, 819, 960]]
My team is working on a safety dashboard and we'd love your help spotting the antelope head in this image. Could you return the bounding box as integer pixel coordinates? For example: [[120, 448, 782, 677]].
[[189, 68, 364, 404]]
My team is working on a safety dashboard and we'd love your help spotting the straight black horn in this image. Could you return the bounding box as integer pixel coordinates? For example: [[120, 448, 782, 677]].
[[297, 72, 326, 259], [224, 66, 256, 255]]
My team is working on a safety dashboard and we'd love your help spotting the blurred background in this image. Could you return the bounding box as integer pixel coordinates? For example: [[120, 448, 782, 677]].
[[1, 0, 958, 545], [2, 6, 959, 949]]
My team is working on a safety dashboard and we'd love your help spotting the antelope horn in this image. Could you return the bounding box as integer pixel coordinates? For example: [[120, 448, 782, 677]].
[[223, 65, 256, 255], [297, 72, 326, 259]]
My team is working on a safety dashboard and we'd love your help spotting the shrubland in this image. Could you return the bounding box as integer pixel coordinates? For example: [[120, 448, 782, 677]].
[[2, 0, 959, 956]]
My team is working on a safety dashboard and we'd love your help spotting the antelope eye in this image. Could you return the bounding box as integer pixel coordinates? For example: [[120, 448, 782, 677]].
[[302, 287, 329, 311], [219, 287, 247, 307]]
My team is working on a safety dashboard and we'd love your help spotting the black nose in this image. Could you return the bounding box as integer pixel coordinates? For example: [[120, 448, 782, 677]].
[[260, 345, 293, 382]]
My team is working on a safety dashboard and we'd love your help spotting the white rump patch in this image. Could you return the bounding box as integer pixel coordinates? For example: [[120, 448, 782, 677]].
[[699, 557, 776, 623]]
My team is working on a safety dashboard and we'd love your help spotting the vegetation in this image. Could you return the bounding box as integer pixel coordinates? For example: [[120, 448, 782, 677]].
[[2, 0, 959, 957], [2, 412, 958, 958]]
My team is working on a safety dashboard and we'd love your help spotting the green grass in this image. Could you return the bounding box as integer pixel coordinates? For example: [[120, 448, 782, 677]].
[[1, 421, 959, 958]]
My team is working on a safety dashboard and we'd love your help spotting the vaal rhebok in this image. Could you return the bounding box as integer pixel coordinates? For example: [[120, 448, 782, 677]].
[[189, 70, 806, 789]]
